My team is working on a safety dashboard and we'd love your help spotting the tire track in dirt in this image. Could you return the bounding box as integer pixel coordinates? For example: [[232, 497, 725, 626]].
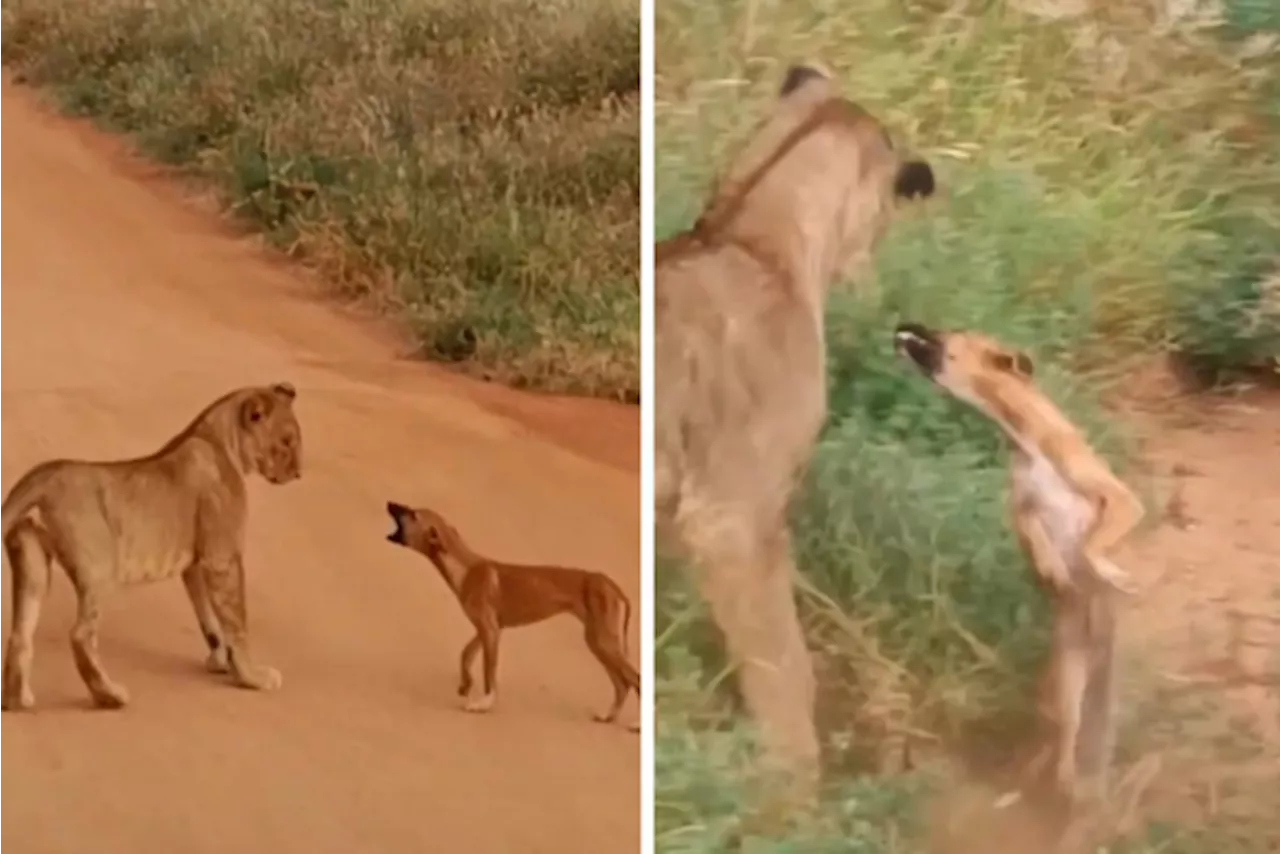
[[1, 82, 639, 854]]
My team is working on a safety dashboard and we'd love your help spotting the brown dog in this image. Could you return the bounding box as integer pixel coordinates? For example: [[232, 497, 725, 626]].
[[385, 501, 639, 730], [894, 322, 1144, 806]]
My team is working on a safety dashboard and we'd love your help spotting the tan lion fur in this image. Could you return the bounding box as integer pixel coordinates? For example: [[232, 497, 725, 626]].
[[655, 64, 936, 799], [1, 382, 303, 711], [894, 322, 1145, 809], [386, 502, 640, 731]]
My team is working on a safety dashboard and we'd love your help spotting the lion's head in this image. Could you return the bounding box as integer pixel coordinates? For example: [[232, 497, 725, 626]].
[[238, 382, 303, 484], [690, 63, 935, 292]]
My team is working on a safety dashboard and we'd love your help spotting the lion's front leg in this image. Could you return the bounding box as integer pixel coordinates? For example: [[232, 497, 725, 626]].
[[182, 565, 228, 674], [202, 556, 281, 692], [683, 504, 820, 812]]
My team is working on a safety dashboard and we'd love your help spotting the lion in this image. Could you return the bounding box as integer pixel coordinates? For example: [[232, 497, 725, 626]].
[[1, 382, 303, 711], [385, 501, 640, 731], [654, 63, 937, 801], [894, 322, 1144, 807]]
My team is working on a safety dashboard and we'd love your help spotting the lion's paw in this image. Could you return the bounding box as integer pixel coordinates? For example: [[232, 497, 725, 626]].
[[91, 680, 130, 710]]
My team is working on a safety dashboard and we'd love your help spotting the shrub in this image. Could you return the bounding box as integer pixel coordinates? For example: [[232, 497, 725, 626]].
[[1, 0, 640, 399]]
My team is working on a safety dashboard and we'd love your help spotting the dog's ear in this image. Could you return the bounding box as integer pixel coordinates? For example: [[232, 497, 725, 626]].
[[992, 350, 1035, 378], [778, 64, 828, 98]]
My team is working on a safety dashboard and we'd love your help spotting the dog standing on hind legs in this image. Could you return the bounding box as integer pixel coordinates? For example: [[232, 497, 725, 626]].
[[893, 322, 1145, 809], [655, 63, 936, 807], [384, 501, 640, 731]]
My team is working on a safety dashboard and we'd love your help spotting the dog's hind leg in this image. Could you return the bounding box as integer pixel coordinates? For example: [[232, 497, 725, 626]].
[[585, 628, 638, 725], [582, 582, 639, 726], [1073, 596, 1119, 802], [586, 638, 628, 724], [1050, 602, 1091, 801]]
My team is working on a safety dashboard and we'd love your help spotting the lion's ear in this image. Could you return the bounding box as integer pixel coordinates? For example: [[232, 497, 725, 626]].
[[271, 382, 297, 400], [240, 393, 273, 427], [893, 160, 936, 200]]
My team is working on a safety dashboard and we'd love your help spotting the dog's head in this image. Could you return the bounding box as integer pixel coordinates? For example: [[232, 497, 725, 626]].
[[386, 501, 454, 558], [894, 322, 1035, 417]]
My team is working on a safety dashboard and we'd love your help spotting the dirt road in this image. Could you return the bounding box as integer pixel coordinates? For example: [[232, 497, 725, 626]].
[[0, 83, 640, 854]]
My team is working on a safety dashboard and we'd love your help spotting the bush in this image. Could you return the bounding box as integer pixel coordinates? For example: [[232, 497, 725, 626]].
[[655, 0, 1279, 849], [1, 0, 640, 400]]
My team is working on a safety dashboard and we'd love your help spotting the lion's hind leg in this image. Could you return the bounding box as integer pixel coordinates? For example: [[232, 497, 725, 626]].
[[2, 520, 52, 711], [65, 573, 130, 709]]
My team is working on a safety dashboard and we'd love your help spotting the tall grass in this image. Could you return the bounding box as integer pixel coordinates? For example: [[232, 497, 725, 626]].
[[655, 0, 1279, 850], [1, 0, 640, 400]]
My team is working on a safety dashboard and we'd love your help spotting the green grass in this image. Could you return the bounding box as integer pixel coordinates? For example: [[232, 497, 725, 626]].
[[655, 0, 1279, 850], [1, 0, 640, 400]]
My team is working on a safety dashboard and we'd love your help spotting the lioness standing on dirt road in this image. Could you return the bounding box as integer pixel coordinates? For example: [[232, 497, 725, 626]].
[[1, 383, 302, 711], [655, 64, 936, 802]]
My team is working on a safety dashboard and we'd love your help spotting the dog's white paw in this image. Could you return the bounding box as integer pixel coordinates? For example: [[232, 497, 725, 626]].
[[462, 692, 496, 713], [1092, 557, 1138, 595]]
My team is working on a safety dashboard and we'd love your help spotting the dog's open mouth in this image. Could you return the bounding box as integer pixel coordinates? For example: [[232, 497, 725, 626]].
[[894, 322, 943, 377], [386, 501, 409, 544]]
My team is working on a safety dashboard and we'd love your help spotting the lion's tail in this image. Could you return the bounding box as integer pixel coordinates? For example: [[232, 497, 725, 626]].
[[2, 462, 65, 540]]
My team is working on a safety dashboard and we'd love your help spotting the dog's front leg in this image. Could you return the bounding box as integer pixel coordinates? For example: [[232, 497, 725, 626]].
[[463, 619, 499, 713], [1069, 466, 1144, 596], [458, 636, 482, 697]]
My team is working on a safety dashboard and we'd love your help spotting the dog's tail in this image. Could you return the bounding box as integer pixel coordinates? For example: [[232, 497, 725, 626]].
[[619, 585, 632, 660]]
